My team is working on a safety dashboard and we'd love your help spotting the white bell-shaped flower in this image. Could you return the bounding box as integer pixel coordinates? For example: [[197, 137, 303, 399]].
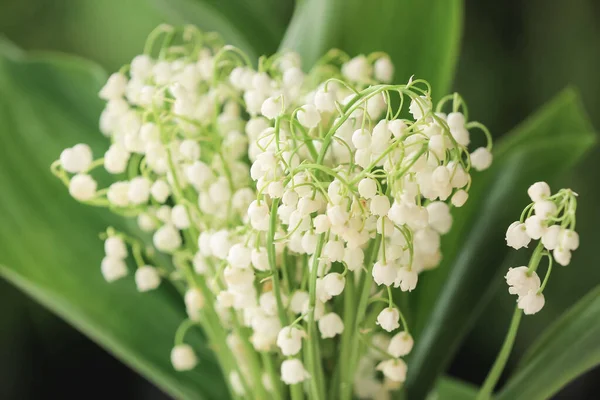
[[505, 266, 540, 297], [372, 261, 397, 286], [517, 290, 545, 315], [505, 222, 531, 249], [376, 359, 407, 382], [281, 359, 310, 385], [276, 326, 305, 356], [376, 307, 400, 332], [322, 273, 345, 297], [318, 312, 344, 338], [388, 332, 414, 358]]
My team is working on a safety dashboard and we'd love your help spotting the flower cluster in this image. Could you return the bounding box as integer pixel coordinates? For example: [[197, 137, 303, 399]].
[[505, 182, 579, 315], [52, 25, 493, 399]]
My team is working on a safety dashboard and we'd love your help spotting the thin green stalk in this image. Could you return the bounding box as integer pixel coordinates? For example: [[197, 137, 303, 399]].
[[267, 197, 289, 326], [307, 234, 327, 400], [341, 235, 382, 400], [476, 307, 523, 400], [336, 274, 355, 398]]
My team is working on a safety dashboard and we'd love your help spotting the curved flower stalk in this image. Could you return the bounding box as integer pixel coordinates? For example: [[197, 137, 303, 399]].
[[51, 24, 493, 400], [477, 183, 580, 400]]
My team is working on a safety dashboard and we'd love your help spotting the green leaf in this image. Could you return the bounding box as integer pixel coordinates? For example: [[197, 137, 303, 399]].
[[280, 0, 463, 97], [495, 285, 600, 400], [405, 88, 597, 399], [428, 377, 478, 400], [152, 0, 294, 60], [0, 45, 228, 399]]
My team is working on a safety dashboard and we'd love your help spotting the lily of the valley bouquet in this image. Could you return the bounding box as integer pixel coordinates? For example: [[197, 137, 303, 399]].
[[51, 26, 582, 399]]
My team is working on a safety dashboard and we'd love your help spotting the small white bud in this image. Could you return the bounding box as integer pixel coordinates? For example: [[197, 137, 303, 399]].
[[314, 89, 336, 112], [470, 147, 492, 171], [107, 181, 130, 207], [352, 128, 372, 149], [135, 266, 161, 292], [559, 229, 579, 251], [101, 256, 127, 282], [60, 144, 93, 173], [171, 205, 191, 229], [104, 144, 130, 174], [104, 237, 127, 259], [261, 96, 283, 119], [527, 181, 551, 203], [525, 215, 546, 239], [185, 288, 205, 321], [541, 225, 561, 250], [153, 224, 182, 252], [69, 174, 97, 201], [451, 189, 469, 208], [553, 247, 572, 266], [534, 200, 557, 219], [374, 57, 394, 83], [297, 104, 321, 129], [151, 180, 171, 203], [128, 177, 151, 204], [358, 178, 378, 199], [171, 344, 198, 371], [99, 72, 128, 100], [179, 139, 201, 161]]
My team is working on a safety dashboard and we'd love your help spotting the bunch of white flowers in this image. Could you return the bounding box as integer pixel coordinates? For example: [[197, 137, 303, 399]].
[[505, 182, 579, 315], [51, 25, 493, 399]]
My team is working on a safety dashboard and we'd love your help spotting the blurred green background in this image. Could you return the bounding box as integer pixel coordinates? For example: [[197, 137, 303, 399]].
[[0, 0, 598, 398]]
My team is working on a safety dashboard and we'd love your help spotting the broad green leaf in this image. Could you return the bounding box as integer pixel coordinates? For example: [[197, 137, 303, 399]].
[[280, 0, 463, 97], [152, 0, 294, 60], [428, 377, 478, 400], [0, 45, 227, 399], [495, 285, 600, 400], [405, 89, 597, 399]]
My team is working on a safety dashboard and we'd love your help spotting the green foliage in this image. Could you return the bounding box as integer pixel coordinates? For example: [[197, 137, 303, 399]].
[[0, 42, 227, 400], [152, 0, 294, 60], [496, 285, 600, 400], [405, 88, 596, 399], [0, 1, 599, 399], [428, 377, 478, 400], [281, 0, 463, 98]]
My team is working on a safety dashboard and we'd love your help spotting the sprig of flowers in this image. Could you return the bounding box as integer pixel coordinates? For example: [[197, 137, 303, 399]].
[[505, 182, 579, 315], [477, 183, 580, 400], [51, 24, 493, 399]]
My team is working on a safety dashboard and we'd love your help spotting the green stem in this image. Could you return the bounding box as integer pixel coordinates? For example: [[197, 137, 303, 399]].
[[341, 235, 382, 400], [267, 198, 289, 326], [307, 234, 326, 400], [476, 307, 523, 400]]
